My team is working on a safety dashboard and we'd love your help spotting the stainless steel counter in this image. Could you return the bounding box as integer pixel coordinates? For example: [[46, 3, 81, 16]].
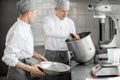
[[70, 60, 109, 80]]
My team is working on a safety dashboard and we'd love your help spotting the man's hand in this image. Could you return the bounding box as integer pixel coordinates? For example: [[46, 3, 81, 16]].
[[16, 61, 45, 76], [39, 55, 48, 61], [29, 64, 45, 76], [73, 34, 80, 40], [33, 52, 48, 62], [70, 33, 80, 40]]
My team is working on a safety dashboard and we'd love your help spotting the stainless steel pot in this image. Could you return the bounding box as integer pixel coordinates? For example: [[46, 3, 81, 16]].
[[38, 61, 70, 75], [66, 32, 95, 63]]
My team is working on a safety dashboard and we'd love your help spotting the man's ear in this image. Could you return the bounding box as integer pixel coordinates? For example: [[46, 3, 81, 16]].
[[55, 7, 58, 11], [27, 11, 31, 17]]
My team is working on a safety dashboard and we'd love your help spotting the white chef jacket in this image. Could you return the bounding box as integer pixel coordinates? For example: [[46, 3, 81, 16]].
[[2, 18, 34, 67], [43, 15, 76, 51]]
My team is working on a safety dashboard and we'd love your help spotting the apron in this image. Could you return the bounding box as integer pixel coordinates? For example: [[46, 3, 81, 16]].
[[43, 50, 71, 80], [7, 58, 32, 80]]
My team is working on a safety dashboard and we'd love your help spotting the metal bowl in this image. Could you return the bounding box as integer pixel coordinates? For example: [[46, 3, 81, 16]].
[[66, 32, 95, 63], [38, 61, 70, 75]]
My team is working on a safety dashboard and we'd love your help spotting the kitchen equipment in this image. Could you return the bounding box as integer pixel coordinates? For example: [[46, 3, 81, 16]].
[[66, 32, 95, 63], [91, 63, 120, 78], [38, 61, 70, 75], [91, 48, 120, 78], [89, 0, 120, 77]]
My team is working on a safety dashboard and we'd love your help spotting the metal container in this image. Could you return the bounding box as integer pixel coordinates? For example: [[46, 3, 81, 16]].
[[66, 32, 95, 63], [38, 61, 70, 75]]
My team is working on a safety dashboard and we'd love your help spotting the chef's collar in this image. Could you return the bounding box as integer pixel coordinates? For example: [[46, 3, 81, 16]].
[[54, 14, 67, 21], [17, 18, 31, 28]]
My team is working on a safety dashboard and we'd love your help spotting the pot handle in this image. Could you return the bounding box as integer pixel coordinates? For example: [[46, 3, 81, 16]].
[[70, 33, 76, 38], [38, 66, 44, 72]]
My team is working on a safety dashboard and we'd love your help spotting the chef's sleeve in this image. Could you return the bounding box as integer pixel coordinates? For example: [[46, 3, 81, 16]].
[[2, 32, 23, 67]]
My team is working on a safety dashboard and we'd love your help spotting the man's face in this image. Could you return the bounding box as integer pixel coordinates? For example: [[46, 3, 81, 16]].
[[55, 7, 69, 20], [28, 10, 38, 24]]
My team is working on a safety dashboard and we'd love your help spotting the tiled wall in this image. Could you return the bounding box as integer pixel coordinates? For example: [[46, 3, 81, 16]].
[[69, 0, 99, 46], [31, 0, 55, 45], [31, 0, 99, 46]]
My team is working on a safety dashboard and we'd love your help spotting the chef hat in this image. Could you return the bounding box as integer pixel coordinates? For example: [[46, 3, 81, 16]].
[[56, 0, 70, 10], [17, 0, 36, 14]]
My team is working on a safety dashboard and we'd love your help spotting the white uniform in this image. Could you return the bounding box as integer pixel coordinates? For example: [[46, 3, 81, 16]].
[[2, 18, 34, 67], [43, 15, 76, 51]]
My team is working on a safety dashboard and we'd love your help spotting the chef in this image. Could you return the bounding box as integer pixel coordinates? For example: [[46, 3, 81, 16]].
[[43, 0, 79, 80], [2, 0, 47, 80]]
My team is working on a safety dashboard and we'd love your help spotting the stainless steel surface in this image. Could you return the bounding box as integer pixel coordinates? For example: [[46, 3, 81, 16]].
[[66, 32, 95, 63], [71, 60, 117, 80], [38, 61, 70, 75], [71, 60, 96, 80], [91, 63, 120, 77]]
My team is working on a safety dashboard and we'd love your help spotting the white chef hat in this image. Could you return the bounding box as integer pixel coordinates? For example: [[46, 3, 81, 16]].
[[55, 0, 70, 10], [17, 0, 36, 14]]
